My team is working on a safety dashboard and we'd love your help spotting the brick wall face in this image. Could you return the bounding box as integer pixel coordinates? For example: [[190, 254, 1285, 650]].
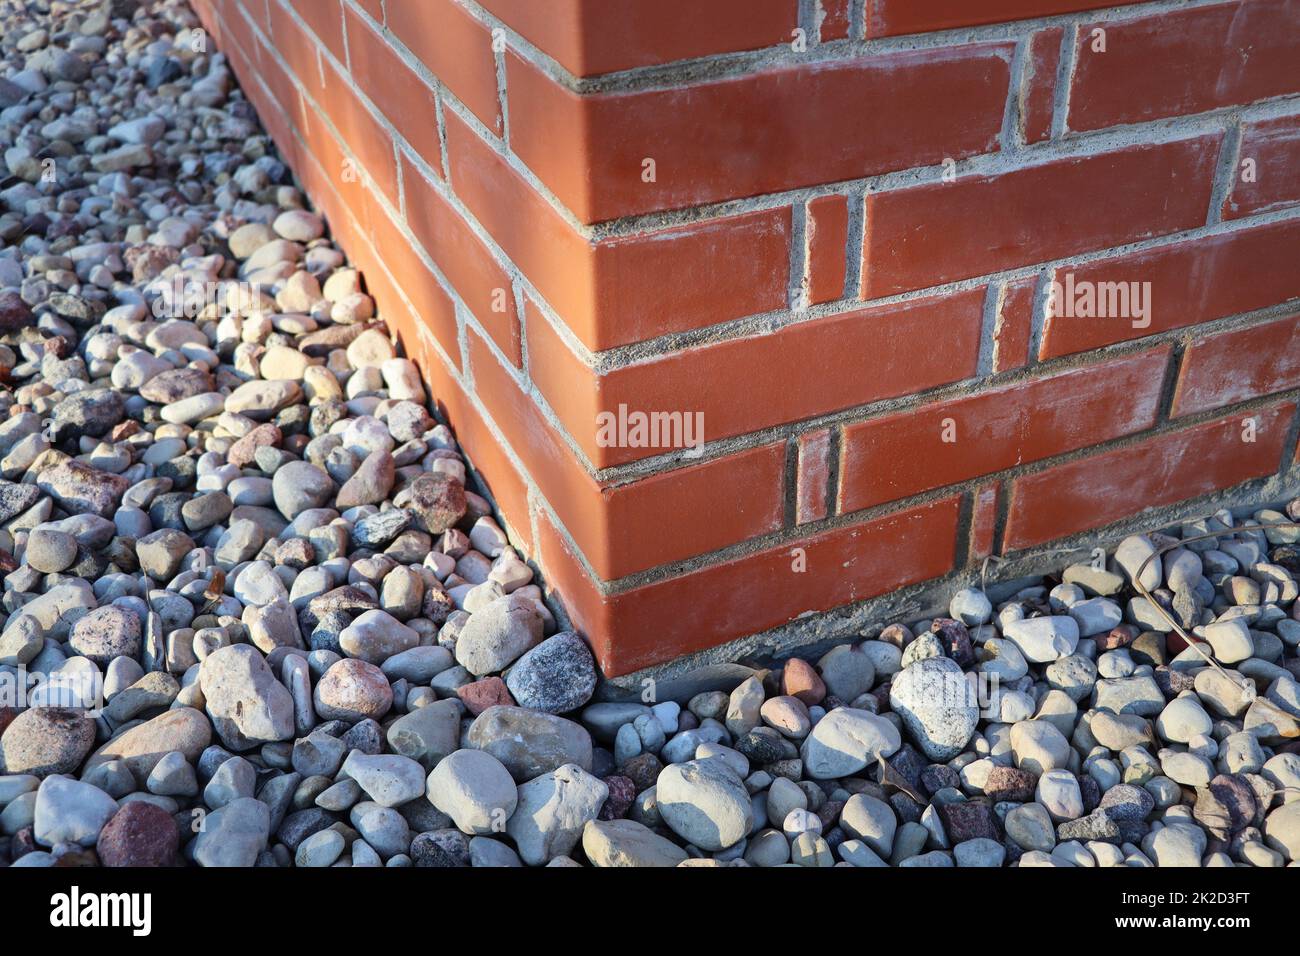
[[190, 0, 1300, 678]]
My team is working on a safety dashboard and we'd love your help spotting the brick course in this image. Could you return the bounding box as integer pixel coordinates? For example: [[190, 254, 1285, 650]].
[[191, 0, 1300, 677]]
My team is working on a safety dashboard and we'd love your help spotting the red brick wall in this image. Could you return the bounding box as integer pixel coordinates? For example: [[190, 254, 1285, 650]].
[[189, 0, 1300, 678]]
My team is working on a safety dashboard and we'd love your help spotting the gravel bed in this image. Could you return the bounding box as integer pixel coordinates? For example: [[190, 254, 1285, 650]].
[[2, 0, 1299, 869]]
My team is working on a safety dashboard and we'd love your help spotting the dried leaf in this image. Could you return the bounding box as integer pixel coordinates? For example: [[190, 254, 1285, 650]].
[[877, 755, 925, 805]]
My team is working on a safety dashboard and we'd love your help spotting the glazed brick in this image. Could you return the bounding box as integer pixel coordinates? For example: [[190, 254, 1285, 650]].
[[445, 112, 791, 351], [1172, 313, 1300, 418], [537, 497, 962, 676], [866, 0, 1148, 37], [344, 5, 442, 173], [1005, 402, 1296, 550], [969, 483, 1001, 562], [526, 290, 986, 469], [820, 0, 852, 41], [470, 331, 791, 579], [796, 429, 832, 525], [286, 0, 343, 62], [505, 44, 1012, 223], [1022, 28, 1062, 144], [1068, 1, 1300, 132], [1039, 218, 1300, 359], [386, 0, 502, 134], [1223, 115, 1300, 220], [861, 135, 1222, 298], [838, 346, 1171, 512], [806, 194, 849, 306], [401, 154, 521, 366], [477, 0, 797, 77], [993, 277, 1036, 374]]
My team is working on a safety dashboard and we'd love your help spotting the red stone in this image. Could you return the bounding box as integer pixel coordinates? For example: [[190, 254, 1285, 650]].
[[96, 802, 180, 868], [228, 423, 282, 468], [456, 677, 515, 716], [781, 658, 826, 706]]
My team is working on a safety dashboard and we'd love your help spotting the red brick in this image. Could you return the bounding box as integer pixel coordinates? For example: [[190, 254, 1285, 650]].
[[806, 194, 849, 306], [361, 186, 461, 368], [993, 277, 1036, 374], [605, 443, 788, 578], [796, 430, 832, 525], [538, 497, 962, 676], [1068, 1, 1300, 132], [839, 346, 1171, 512], [471, 330, 791, 579], [528, 289, 985, 469], [1022, 28, 1061, 144], [287, 0, 343, 61], [344, 6, 442, 173], [266, 0, 324, 96], [1004, 403, 1296, 550], [386, 0, 501, 134], [1172, 313, 1300, 417], [401, 155, 520, 366], [866, 0, 1148, 36], [1039, 218, 1300, 359], [477, 0, 797, 77], [862, 135, 1222, 298], [238, 0, 270, 34], [505, 44, 1012, 223], [295, 95, 374, 247], [445, 112, 791, 351], [1223, 115, 1300, 220], [315, 57, 399, 206], [256, 26, 304, 129], [970, 483, 1001, 561], [820, 0, 852, 40]]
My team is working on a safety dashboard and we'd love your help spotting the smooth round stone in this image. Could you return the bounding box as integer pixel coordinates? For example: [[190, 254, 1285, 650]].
[[1009, 720, 1072, 774], [799, 708, 901, 780], [1002, 615, 1080, 663], [313, 658, 393, 723], [1156, 694, 1214, 744], [949, 588, 992, 626], [342, 751, 425, 807], [160, 392, 225, 425], [33, 775, 119, 847], [295, 828, 345, 867], [1037, 769, 1085, 821], [272, 461, 336, 520], [954, 837, 1005, 867], [503, 633, 597, 715], [425, 749, 519, 835], [0, 707, 96, 777], [338, 609, 419, 664], [840, 793, 897, 856], [68, 605, 141, 665], [25, 528, 78, 573], [199, 644, 295, 751], [889, 656, 978, 760], [657, 758, 752, 851], [96, 801, 179, 867]]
